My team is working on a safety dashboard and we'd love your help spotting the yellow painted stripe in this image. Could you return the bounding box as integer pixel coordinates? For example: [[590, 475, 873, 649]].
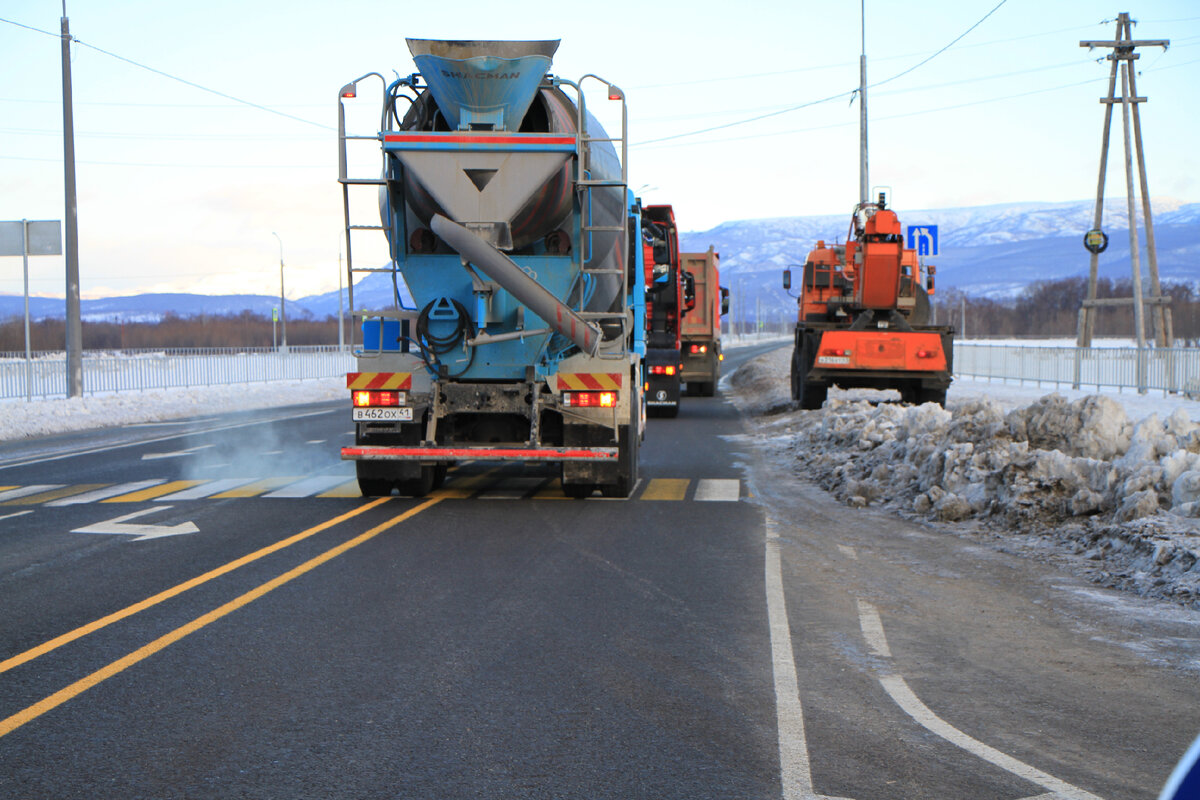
[[209, 477, 297, 498], [0, 495, 438, 739], [641, 478, 689, 501], [0, 496, 392, 677], [1, 484, 110, 506], [101, 481, 204, 503], [316, 480, 362, 498], [0, 486, 17, 492]]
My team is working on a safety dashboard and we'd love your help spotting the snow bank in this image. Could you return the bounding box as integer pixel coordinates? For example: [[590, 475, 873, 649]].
[[729, 349, 1200, 609]]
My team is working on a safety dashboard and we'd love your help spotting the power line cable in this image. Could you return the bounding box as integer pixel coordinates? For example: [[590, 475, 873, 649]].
[[0, 15, 332, 131], [866, 0, 1009, 91], [632, 0, 1011, 146]]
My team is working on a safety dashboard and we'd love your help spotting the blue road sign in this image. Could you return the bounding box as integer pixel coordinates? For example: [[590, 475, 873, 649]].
[[906, 225, 939, 257], [1159, 733, 1200, 800]]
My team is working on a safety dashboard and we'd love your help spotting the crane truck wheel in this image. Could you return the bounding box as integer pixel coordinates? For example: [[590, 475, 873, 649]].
[[790, 348, 802, 402]]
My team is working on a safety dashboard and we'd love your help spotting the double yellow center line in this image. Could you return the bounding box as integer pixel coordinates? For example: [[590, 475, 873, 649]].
[[0, 494, 445, 738]]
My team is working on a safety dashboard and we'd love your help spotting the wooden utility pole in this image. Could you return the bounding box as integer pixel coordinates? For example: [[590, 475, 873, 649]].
[[1076, 13, 1171, 351]]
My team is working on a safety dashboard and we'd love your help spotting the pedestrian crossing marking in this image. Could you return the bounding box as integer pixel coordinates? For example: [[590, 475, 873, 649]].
[[2, 484, 110, 506], [208, 477, 297, 498], [641, 478, 690, 501], [47, 480, 166, 506], [0, 485, 67, 503], [317, 480, 363, 498], [263, 476, 349, 498], [154, 479, 260, 501], [695, 479, 741, 502], [0, 476, 744, 504], [102, 481, 206, 503]]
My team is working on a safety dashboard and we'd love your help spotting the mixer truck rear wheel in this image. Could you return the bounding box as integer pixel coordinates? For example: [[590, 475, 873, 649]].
[[395, 465, 435, 498], [432, 463, 449, 489], [355, 462, 393, 497], [599, 422, 638, 498], [563, 482, 596, 499]]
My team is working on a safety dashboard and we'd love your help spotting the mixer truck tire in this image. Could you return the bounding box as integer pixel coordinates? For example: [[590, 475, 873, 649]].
[[394, 465, 435, 498], [599, 394, 639, 498], [356, 462, 393, 497]]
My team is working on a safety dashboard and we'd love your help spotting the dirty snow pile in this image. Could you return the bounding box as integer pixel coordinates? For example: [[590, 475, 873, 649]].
[[729, 349, 1200, 609]]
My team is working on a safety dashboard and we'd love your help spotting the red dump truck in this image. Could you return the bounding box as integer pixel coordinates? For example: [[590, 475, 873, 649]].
[[678, 248, 728, 396]]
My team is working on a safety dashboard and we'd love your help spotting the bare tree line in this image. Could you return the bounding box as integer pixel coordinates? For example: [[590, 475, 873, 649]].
[[0, 310, 349, 352], [932, 277, 1200, 344]]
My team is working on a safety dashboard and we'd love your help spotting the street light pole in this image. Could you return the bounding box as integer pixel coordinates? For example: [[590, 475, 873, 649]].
[[272, 231, 287, 353]]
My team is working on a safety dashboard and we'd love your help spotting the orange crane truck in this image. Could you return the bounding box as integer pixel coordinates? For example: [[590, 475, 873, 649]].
[[782, 193, 952, 409]]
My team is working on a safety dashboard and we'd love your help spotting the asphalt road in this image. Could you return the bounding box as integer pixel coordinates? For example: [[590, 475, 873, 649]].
[[0, 339, 1196, 799]]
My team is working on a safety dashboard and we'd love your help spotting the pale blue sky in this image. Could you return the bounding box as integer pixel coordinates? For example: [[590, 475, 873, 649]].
[[1, 0, 1197, 301]]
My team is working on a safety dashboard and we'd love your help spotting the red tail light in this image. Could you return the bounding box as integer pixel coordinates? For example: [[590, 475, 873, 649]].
[[649, 365, 677, 376], [563, 391, 617, 408], [916, 349, 936, 359], [689, 344, 707, 354], [353, 390, 402, 407]]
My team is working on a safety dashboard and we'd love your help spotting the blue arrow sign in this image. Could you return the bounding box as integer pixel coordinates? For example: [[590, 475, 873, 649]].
[[906, 225, 939, 257], [1159, 733, 1200, 800]]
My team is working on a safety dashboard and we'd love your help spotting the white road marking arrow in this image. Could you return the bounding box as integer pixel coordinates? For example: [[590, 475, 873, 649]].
[[71, 506, 199, 541], [141, 444, 215, 461]]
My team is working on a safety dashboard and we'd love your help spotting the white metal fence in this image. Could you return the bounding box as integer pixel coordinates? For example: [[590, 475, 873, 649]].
[[955, 343, 1200, 397], [0, 347, 354, 401], [6, 342, 1198, 401]]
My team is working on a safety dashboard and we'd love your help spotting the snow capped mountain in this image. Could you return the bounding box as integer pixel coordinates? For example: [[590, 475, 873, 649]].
[[680, 198, 1200, 309], [2, 199, 1195, 324]]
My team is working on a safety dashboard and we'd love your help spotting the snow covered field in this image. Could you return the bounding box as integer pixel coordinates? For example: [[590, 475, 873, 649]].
[[726, 348, 1200, 610], [0, 378, 346, 441]]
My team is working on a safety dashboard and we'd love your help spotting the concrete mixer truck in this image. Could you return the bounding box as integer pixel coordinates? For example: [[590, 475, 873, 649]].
[[337, 39, 645, 498]]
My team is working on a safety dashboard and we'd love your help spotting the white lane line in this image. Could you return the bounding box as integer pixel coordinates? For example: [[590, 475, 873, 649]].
[[837, 544, 857, 560], [141, 444, 215, 461], [45, 480, 166, 506], [262, 476, 350, 498], [855, 600, 891, 659], [765, 518, 854, 800], [695, 478, 741, 501], [0, 510, 34, 522], [0, 408, 338, 472], [856, 601, 1105, 800], [0, 485, 64, 502]]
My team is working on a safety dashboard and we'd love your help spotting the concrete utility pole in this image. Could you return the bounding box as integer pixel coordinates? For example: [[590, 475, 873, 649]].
[[61, 4, 82, 397], [858, 0, 869, 206], [1076, 13, 1171, 356]]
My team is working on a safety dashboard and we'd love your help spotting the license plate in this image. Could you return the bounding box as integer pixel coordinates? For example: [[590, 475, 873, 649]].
[[353, 407, 413, 422], [817, 356, 851, 365]]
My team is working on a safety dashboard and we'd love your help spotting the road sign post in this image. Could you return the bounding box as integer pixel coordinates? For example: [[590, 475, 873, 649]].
[[1, 220, 63, 400]]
